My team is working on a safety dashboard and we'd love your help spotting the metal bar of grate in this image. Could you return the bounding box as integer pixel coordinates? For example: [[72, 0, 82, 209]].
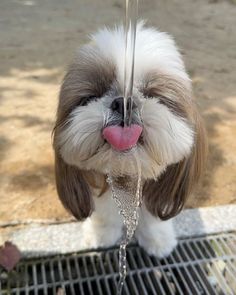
[[183, 241, 215, 294], [0, 232, 236, 295], [194, 240, 234, 294]]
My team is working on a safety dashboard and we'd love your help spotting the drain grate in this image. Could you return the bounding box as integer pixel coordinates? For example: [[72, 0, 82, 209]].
[[0, 232, 235, 295]]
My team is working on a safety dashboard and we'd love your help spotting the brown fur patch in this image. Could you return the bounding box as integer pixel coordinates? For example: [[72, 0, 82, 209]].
[[142, 73, 193, 120], [82, 170, 108, 197], [54, 154, 94, 220], [54, 47, 116, 135]]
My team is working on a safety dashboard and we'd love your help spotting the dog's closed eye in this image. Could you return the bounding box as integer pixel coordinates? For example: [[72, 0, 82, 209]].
[[80, 96, 98, 106]]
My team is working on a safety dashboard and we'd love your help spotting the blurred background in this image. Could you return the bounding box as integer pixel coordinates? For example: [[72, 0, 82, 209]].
[[0, 0, 235, 241]]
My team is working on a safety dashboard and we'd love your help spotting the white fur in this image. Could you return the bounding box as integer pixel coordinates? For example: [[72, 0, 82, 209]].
[[59, 94, 193, 180], [59, 100, 105, 165], [91, 22, 190, 88], [135, 205, 177, 257], [141, 99, 194, 168], [58, 23, 194, 257], [79, 190, 123, 249]]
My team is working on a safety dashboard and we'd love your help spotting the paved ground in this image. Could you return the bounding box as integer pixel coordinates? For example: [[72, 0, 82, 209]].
[[9, 205, 236, 257], [0, 0, 236, 228]]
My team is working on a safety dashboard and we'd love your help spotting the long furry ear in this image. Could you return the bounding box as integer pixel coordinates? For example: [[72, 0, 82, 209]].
[[143, 109, 208, 220], [52, 49, 115, 221], [54, 153, 94, 221]]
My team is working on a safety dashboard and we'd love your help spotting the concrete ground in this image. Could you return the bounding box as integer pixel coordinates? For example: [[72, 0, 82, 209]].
[[0, 0, 236, 238], [9, 205, 236, 258]]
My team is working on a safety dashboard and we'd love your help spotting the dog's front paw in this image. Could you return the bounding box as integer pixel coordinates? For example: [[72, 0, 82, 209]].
[[81, 219, 122, 250], [137, 233, 177, 258]]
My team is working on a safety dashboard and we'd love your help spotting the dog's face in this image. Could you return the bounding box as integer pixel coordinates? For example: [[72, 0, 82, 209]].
[[53, 24, 207, 221]]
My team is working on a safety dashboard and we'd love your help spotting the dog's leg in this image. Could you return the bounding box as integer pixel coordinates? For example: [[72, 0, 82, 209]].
[[135, 205, 177, 258], [81, 190, 123, 249]]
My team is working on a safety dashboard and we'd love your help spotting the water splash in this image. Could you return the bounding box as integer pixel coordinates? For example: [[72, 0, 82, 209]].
[[107, 149, 142, 294], [123, 0, 138, 126]]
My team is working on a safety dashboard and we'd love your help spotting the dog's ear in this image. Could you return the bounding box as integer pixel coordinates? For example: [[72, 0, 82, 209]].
[[54, 153, 94, 221], [143, 109, 207, 220]]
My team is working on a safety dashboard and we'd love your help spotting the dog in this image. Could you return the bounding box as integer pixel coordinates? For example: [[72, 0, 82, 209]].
[[53, 23, 207, 258]]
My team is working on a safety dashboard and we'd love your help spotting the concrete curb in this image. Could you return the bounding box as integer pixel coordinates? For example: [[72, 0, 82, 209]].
[[10, 205, 236, 258]]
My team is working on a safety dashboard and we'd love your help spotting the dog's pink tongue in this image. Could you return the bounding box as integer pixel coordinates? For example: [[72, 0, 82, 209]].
[[103, 124, 142, 151]]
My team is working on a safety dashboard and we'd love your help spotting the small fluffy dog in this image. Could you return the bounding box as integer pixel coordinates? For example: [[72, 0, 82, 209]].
[[53, 23, 207, 258]]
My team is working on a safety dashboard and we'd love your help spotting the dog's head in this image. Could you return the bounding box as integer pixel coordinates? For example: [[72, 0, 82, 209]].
[[53, 23, 207, 221]]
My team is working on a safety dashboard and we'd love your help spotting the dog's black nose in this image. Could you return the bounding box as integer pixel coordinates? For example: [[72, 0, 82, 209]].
[[111, 97, 124, 115], [110, 97, 137, 115]]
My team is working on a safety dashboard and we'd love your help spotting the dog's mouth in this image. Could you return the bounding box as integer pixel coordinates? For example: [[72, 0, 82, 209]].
[[102, 124, 143, 152]]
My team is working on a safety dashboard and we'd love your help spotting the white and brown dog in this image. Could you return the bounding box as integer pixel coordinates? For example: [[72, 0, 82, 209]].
[[53, 23, 207, 258]]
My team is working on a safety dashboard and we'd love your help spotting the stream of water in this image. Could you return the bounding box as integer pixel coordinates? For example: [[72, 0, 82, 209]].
[[107, 1, 139, 294], [123, 0, 138, 127], [107, 149, 142, 294]]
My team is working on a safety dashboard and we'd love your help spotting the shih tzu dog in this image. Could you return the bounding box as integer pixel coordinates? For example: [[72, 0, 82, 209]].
[[53, 23, 207, 258]]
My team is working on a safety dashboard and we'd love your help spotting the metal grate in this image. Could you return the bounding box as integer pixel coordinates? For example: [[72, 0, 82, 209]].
[[0, 232, 236, 295]]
